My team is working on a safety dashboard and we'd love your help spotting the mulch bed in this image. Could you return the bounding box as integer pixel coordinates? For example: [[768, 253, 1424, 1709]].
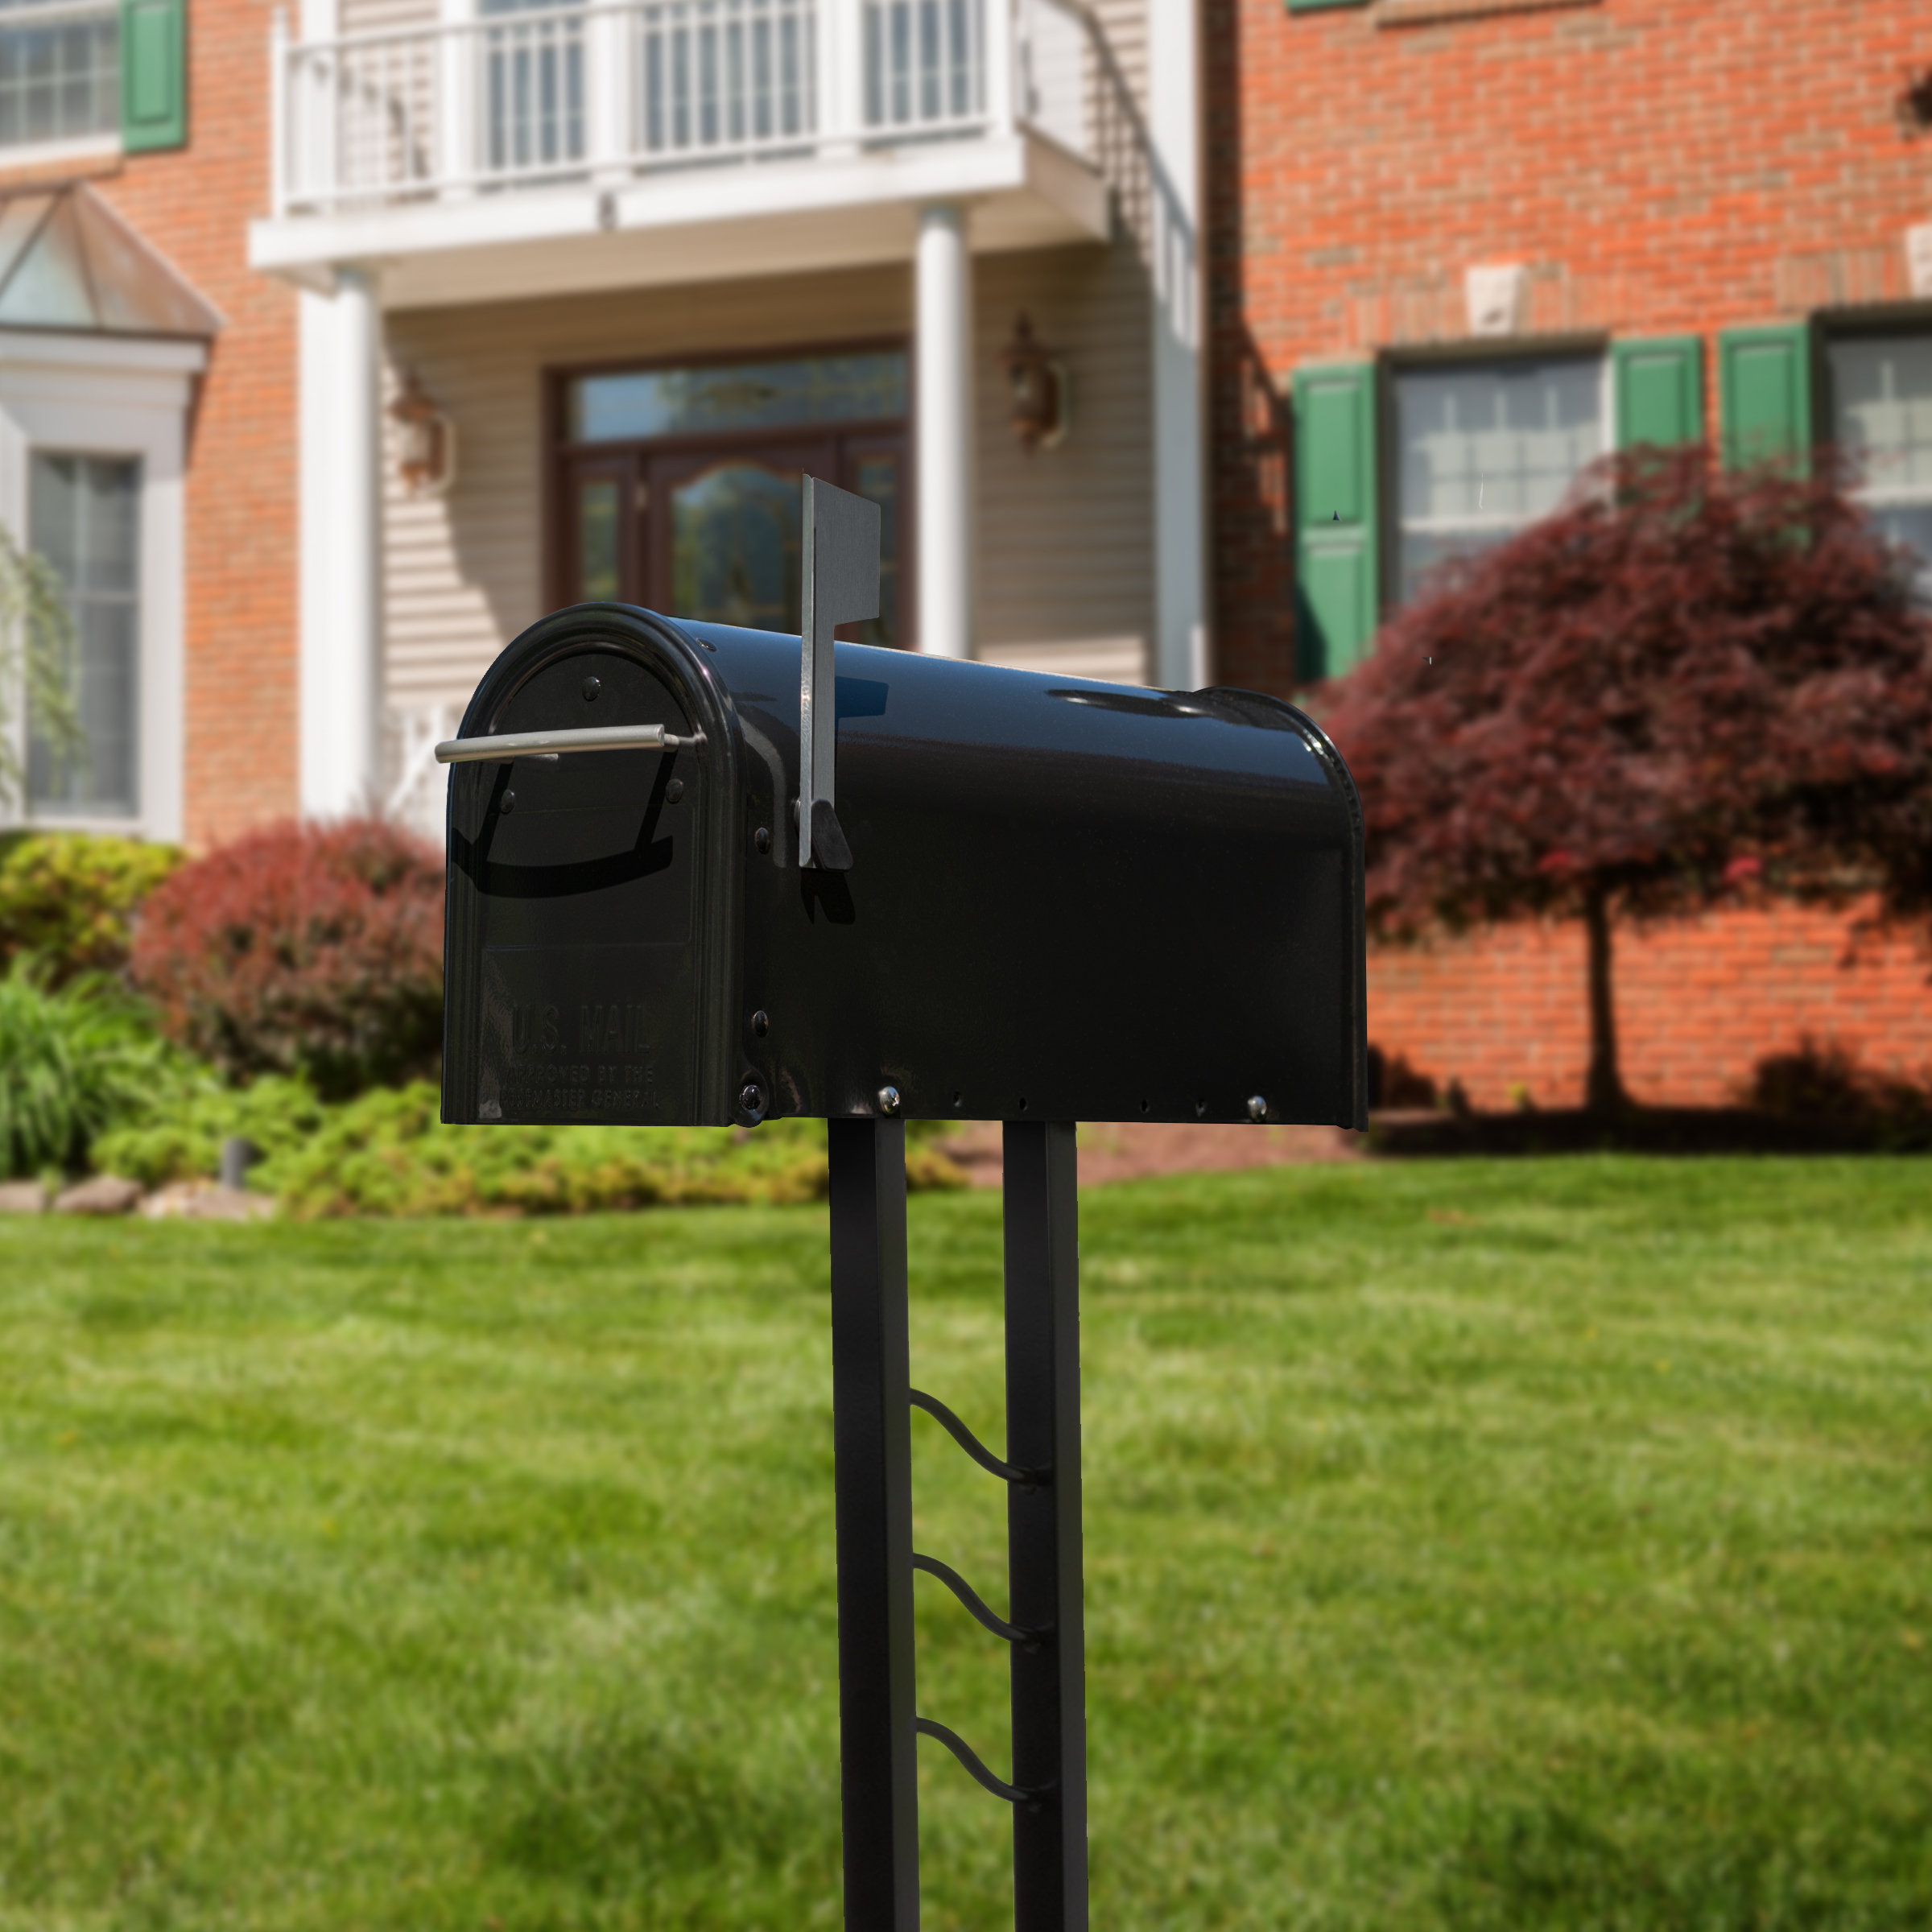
[[1368, 1106, 1932, 1156]]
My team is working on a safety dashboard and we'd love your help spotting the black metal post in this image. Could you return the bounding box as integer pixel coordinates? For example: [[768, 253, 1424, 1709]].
[[1004, 1120, 1088, 1932], [828, 1117, 921, 1931]]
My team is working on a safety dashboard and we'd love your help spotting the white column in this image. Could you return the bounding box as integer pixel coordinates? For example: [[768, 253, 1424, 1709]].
[[1149, 0, 1206, 691], [439, 0, 477, 195], [299, 264, 383, 818], [916, 201, 973, 659]]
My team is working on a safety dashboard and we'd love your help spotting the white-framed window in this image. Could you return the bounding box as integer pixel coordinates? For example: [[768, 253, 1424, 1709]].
[[0, 333, 200, 841], [27, 450, 140, 815], [1392, 354, 1608, 605], [0, 0, 118, 155], [1827, 332, 1932, 593]]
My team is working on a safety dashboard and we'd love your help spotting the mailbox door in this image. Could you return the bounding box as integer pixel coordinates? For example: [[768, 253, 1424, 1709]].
[[442, 607, 744, 1127]]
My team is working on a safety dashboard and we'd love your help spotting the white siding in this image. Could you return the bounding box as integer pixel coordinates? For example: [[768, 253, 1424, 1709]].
[[379, 235, 1154, 718]]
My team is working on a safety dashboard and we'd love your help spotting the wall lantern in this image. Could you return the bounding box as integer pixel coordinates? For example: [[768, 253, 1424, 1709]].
[[999, 312, 1068, 453], [391, 369, 456, 497]]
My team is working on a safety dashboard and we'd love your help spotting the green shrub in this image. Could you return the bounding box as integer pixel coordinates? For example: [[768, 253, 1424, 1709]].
[[89, 1073, 327, 1189], [0, 832, 182, 982], [250, 1087, 966, 1218], [0, 961, 182, 1177]]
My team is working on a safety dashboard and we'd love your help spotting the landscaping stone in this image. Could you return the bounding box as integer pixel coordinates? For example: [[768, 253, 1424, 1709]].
[[142, 1182, 275, 1222], [54, 1174, 144, 1216], [0, 1179, 47, 1213]]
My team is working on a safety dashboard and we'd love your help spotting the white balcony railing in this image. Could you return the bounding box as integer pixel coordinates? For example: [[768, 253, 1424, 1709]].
[[270, 0, 1094, 217]]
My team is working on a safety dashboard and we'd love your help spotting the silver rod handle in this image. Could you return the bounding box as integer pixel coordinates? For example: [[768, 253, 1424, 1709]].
[[434, 724, 704, 764]]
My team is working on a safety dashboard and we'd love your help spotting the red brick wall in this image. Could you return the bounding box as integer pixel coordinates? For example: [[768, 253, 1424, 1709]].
[[1369, 901, 1932, 1110], [1208, 0, 1932, 1097], [1206, 0, 1931, 697], [0, 0, 300, 848]]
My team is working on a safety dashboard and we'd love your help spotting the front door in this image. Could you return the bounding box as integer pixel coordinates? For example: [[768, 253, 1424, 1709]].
[[555, 347, 910, 644]]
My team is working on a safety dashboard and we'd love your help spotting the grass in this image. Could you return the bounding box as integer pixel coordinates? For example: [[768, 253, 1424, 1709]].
[[0, 1154, 1927, 1930]]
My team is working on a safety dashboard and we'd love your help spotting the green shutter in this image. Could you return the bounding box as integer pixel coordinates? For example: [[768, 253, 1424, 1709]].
[[1718, 324, 1812, 471], [1286, 0, 1370, 12], [1293, 361, 1378, 681], [121, 0, 186, 152], [1612, 336, 1703, 450]]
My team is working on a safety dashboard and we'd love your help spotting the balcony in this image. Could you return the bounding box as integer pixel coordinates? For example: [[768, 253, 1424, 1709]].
[[251, 0, 1113, 307]]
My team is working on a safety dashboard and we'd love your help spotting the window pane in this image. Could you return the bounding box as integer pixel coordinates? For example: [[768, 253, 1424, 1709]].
[[576, 475, 621, 599], [1395, 358, 1603, 604], [1830, 336, 1932, 496], [571, 351, 908, 442], [0, 2, 118, 150], [27, 452, 140, 816], [1831, 335, 1932, 593]]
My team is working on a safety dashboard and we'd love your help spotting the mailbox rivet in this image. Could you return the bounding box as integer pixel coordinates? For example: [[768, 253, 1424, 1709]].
[[666, 778, 686, 803], [753, 1009, 770, 1037], [1247, 1095, 1268, 1122], [739, 1080, 765, 1117], [581, 676, 601, 701], [755, 827, 771, 853], [500, 790, 516, 815], [877, 1085, 902, 1115]]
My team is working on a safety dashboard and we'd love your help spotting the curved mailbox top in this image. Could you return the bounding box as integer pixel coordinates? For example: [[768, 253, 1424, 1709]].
[[441, 603, 1365, 1131]]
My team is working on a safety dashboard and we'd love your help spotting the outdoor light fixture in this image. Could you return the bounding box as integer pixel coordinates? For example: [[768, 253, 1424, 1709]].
[[390, 369, 455, 496], [999, 312, 1067, 452]]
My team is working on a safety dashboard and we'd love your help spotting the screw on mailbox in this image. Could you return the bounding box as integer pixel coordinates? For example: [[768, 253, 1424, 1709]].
[[434, 476, 1368, 1932]]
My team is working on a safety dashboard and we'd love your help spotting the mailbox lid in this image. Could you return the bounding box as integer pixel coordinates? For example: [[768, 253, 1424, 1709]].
[[442, 605, 745, 1128], [691, 622, 1367, 1129]]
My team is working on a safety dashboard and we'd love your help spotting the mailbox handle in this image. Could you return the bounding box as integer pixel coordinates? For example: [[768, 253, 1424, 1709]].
[[434, 724, 704, 765]]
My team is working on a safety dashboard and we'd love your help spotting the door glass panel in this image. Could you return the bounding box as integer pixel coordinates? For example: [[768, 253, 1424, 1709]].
[[28, 450, 138, 816], [577, 474, 621, 600], [671, 461, 803, 631], [572, 351, 907, 442], [852, 451, 901, 646]]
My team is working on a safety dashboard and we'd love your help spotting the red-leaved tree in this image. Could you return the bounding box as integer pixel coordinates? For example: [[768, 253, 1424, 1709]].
[[1320, 447, 1932, 1114], [130, 818, 444, 1097]]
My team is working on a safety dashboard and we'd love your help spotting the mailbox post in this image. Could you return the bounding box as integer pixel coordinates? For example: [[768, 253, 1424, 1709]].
[[438, 481, 1367, 1930]]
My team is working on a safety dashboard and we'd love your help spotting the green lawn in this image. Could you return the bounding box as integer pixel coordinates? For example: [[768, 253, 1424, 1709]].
[[0, 1158, 1928, 1930]]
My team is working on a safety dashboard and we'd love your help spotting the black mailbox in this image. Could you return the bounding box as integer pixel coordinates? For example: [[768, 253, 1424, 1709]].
[[436, 481, 1367, 1932], [440, 613, 1365, 1135]]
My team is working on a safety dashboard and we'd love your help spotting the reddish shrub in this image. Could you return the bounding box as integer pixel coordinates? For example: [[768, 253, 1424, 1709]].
[[130, 819, 444, 1096]]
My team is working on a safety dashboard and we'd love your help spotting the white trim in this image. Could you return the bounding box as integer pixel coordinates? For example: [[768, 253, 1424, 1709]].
[[0, 130, 119, 171], [0, 332, 207, 377], [1149, 0, 1206, 691], [0, 345, 193, 843], [299, 270, 382, 819], [250, 130, 1108, 298]]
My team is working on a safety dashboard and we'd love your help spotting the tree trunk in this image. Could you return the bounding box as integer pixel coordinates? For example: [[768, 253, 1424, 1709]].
[[1583, 884, 1628, 1117]]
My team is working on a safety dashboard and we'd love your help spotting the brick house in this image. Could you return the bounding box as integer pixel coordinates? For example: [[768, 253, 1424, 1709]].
[[1207, 0, 1932, 1107], [0, 0, 1203, 848], [6, 0, 1928, 1109]]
